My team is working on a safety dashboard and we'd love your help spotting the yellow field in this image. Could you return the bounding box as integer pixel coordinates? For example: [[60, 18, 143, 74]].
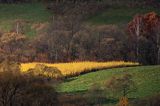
[[21, 61, 139, 77]]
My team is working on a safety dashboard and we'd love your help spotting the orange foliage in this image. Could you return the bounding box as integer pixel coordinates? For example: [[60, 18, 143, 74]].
[[128, 12, 160, 37], [117, 97, 129, 106]]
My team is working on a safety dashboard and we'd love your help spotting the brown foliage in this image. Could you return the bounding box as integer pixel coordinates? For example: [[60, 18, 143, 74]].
[[127, 12, 160, 64], [117, 97, 129, 106], [128, 12, 160, 38], [0, 32, 27, 62]]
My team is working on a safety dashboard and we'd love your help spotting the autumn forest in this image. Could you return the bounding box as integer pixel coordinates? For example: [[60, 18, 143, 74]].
[[0, 0, 159, 106]]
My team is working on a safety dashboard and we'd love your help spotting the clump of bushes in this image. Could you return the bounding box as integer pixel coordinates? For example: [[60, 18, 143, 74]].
[[27, 64, 63, 79], [0, 60, 59, 106]]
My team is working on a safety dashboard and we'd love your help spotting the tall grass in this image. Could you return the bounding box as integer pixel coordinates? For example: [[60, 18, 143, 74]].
[[21, 61, 139, 77]]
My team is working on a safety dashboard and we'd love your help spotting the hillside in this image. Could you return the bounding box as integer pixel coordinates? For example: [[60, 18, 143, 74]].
[[89, 6, 160, 25], [58, 65, 160, 98], [0, 1, 160, 106], [0, 3, 160, 37], [0, 3, 51, 37]]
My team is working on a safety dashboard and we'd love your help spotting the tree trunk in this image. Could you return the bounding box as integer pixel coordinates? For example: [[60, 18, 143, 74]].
[[135, 18, 140, 62], [123, 87, 126, 97], [16, 23, 19, 34], [156, 27, 160, 64], [98, 32, 101, 60], [55, 49, 58, 62], [158, 47, 160, 64]]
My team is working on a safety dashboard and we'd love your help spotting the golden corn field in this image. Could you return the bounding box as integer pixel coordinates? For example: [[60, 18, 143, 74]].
[[21, 61, 139, 77]]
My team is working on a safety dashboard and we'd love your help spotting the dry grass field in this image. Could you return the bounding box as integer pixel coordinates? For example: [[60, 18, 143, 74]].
[[21, 61, 139, 77]]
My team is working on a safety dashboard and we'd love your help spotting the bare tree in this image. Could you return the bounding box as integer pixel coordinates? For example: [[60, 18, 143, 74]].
[[156, 21, 160, 64], [106, 73, 136, 97], [128, 15, 144, 62], [0, 61, 58, 106], [128, 12, 160, 64]]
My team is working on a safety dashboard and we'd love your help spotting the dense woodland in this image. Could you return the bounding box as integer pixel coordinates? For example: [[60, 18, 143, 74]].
[[0, 0, 159, 65]]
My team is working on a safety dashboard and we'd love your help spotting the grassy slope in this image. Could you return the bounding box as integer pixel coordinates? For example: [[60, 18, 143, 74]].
[[88, 6, 160, 25], [58, 65, 160, 98], [0, 3, 160, 36], [0, 3, 51, 37]]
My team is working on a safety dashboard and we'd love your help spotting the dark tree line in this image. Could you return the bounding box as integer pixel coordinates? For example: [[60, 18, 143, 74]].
[[0, 0, 30, 3], [31, 1, 126, 62], [0, 0, 102, 3]]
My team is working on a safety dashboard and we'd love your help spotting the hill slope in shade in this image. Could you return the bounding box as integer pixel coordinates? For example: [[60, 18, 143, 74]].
[[88, 6, 160, 25], [0, 3, 51, 36], [0, 3, 160, 36]]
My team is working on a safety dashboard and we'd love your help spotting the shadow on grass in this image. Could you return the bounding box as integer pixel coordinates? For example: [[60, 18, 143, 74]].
[[59, 90, 118, 106], [61, 90, 88, 95], [88, 97, 118, 106], [63, 65, 140, 79], [63, 77, 78, 83]]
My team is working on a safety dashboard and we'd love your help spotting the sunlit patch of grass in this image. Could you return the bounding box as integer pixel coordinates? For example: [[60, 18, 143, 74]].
[[58, 65, 160, 98], [21, 61, 139, 77]]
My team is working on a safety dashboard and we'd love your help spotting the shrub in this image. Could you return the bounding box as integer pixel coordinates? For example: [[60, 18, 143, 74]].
[[117, 97, 129, 106], [0, 60, 59, 106], [27, 64, 63, 79]]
